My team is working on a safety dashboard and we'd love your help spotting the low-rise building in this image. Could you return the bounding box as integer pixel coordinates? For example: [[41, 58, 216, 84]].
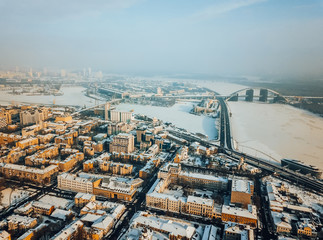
[[0, 164, 59, 184], [221, 205, 257, 228], [7, 215, 37, 231], [230, 178, 254, 208], [57, 173, 101, 194], [223, 222, 254, 240], [16, 137, 39, 149], [271, 212, 292, 234], [297, 219, 317, 239], [32, 201, 55, 216], [128, 211, 197, 240], [51, 220, 83, 240], [99, 161, 133, 175], [0, 230, 11, 240], [75, 193, 96, 207]]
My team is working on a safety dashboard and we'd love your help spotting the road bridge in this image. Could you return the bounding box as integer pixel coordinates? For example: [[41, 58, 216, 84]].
[[71, 99, 122, 116]]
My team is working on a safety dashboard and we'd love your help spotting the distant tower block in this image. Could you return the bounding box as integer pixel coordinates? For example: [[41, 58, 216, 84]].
[[259, 89, 268, 102], [229, 94, 239, 101], [157, 87, 162, 95], [245, 89, 254, 102], [105, 102, 111, 120]]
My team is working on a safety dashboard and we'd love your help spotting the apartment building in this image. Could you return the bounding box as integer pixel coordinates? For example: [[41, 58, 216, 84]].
[[57, 173, 101, 194], [99, 161, 133, 175], [221, 205, 257, 228], [20, 107, 49, 126], [16, 137, 39, 149], [0, 164, 59, 184], [109, 133, 134, 153], [230, 178, 254, 208]]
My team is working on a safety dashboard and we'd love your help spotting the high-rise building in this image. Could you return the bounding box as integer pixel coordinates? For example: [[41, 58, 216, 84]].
[[157, 87, 162, 95], [20, 107, 49, 126], [29, 68, 33, 77], [109, 133, 135, 153], [105, 102, 132, 122], [60, 69, 66, 77]]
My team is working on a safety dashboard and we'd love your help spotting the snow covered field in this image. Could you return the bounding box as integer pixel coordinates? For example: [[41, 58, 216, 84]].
[[0, 86, 95, 107], [228, 101, 323, 169], [116, 102, 218, 140]]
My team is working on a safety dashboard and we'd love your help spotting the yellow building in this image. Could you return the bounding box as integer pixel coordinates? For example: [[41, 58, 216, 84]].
[[0, 108, 12, 128], [32, 201, 55, 215], [55, 115, 72, 123], [0, 133, 22, 146], [75, 193, 96, 207], [109, 133, 134, 153], [83, 160, 95, 172], [16, 137, 39, 149], [58, 152, 84, 172], [230, 179, 254, 209], [83, 228, 103, 240], [221, 205, 257, 228], [186, 196, 215, 218], [0, 164, 59, 184], [93, 183, 137, 202], [51, 220, 84, 240], [297, 220, 317, 239], [93, 178, 143, 202], [99, 161, 133, 175], [7, 215, 37, 231]]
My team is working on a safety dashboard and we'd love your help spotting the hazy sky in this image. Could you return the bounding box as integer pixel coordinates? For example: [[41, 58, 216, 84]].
[[1, 0, 323, 77]]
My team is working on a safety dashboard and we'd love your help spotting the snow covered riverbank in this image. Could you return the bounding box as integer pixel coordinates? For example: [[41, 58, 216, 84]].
[[116, 102, 218, 140], [228, 101, 323, 169]]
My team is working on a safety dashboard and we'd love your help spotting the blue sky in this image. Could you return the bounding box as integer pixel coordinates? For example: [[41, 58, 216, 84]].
[[0, 0, 323, 77]]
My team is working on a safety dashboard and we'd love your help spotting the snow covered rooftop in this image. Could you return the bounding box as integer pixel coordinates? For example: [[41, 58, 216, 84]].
[[51, 209, 72, 221], [133, 213, 196, 239], [187, 196, 214, 207], [92, 215, 114, 231], [232, 179, 253, 193], [51, 220, 84, 240], [179, 171, 228, 183], [2, 163, 58, 174], [222, 205, 257, 220]]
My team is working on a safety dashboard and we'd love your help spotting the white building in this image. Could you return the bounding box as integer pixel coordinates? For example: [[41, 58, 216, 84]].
[[57, 173, 99, 194]]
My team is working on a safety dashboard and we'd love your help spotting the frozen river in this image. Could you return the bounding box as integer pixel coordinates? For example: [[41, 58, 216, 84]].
[[0, 86, 97, 107], [116, 102, 218, 140], [228, 101, 323, 169]]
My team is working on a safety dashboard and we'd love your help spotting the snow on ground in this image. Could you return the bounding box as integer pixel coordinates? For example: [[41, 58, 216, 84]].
[[263, 176, 323, 209], [228, 101, 323, 169], [116, 102, 218, 140], [38, 195, 73, 209], [0, 86, 95, 107], [0, 188, 31, 207]]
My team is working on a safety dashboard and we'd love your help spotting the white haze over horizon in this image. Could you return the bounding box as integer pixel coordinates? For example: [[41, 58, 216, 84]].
[[0, 0, 323, 78]]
